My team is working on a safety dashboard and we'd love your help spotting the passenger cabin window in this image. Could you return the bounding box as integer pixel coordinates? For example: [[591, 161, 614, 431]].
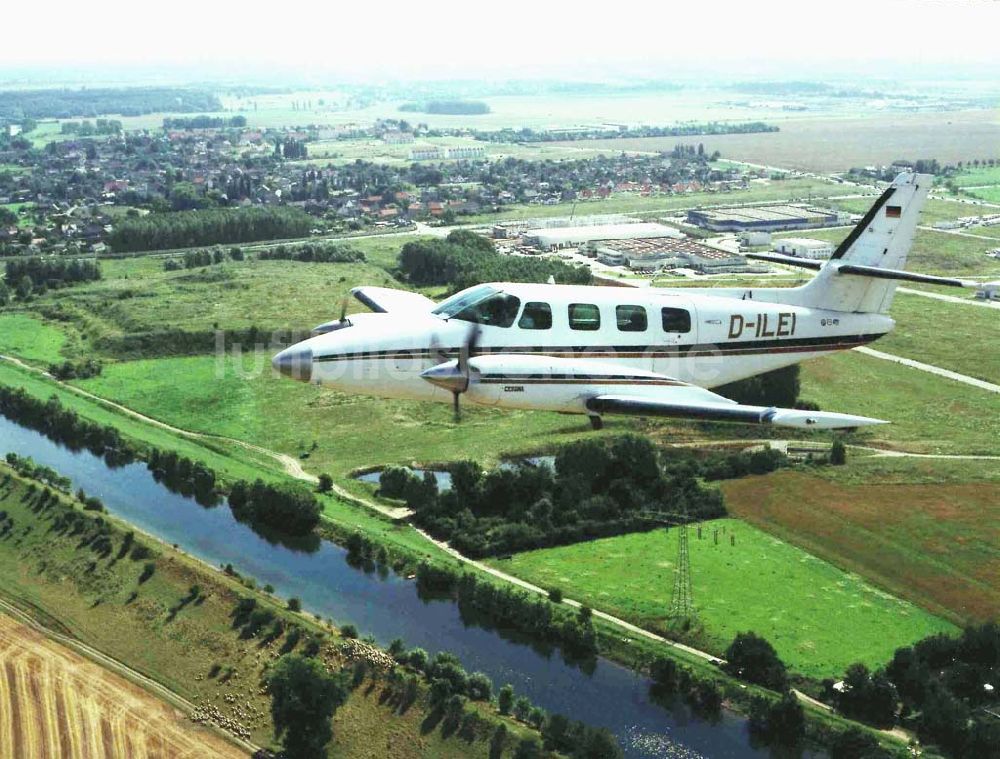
[[661, 307, 692, 333], [616, 305, 647, 332], [518, 302, 552, 330], [568, 303, 601, 331]]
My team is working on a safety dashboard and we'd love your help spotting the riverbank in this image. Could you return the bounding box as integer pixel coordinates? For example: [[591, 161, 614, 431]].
[[0, 461, 540, 757]]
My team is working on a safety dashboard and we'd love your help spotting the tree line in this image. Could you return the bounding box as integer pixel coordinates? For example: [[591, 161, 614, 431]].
[[257, 241, 365, 263], [399, 100, 491, 115], [471, 121, 778, 144], [0, 87, 222, 120], [398, 230, 591, 293], [107, 207, 315, 252], [4, 257, 101, 299], [383, 435, 729, 558], [163, 115, 247, 130]]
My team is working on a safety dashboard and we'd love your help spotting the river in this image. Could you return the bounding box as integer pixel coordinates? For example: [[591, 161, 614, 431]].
[[0, 412, 790, 758]]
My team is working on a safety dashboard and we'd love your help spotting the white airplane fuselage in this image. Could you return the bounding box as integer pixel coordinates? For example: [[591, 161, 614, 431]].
[[281, 282, 893, 416]]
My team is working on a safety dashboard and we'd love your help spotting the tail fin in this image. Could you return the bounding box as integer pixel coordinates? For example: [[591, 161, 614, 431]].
[[793, 172, 931, 313]]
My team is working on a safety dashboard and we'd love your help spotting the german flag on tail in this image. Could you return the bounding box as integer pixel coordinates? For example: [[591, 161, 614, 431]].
[[885, 205, 902, 218]]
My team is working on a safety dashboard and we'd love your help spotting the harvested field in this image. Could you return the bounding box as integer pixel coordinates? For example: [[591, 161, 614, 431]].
[[542, 110, 1000, 172], [0, 611, 244, 758], [721, 471, 1000, 624]]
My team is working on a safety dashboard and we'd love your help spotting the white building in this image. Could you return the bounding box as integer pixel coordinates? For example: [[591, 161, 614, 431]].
[[524, 222, 683, 251], [409, 148, 444, 161], [738, 231, 772, 247], [445, 146, 486, 160], [772, 237, 835, 260]]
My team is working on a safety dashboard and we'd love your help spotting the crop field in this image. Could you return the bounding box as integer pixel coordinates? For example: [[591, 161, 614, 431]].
[[548, 110, 1000, 172], [489, 518, 955, 679], [721, 468, 1000, 625], [0, 612, 243, 758]]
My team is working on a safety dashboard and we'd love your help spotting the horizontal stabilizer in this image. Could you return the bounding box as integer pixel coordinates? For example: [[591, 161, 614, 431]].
[[744, 252, 823, 270], [351, 286, 436, 314], [586, 395, 886, 430], [835, 264, 981, 289]]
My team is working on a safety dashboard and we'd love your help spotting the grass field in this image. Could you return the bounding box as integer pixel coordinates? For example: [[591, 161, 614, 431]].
[[966, 186, 1000, 203], [37, 258, 414, 345], [721, 468, 1000, 625], [774, 225, 1000, 275], [798, 350, 1000, 456], [876, 292, 1000, 382], [489, 518, 955, 679], [0, 611, 244, 758], [828, 196, 993, 226], [0, 314, 67, 364], [0, 466, 520, 757], [951, 166, 1000, 188]]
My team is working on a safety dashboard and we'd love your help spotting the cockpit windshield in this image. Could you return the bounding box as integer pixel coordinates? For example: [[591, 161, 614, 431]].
[[432, 285, 521, 328]]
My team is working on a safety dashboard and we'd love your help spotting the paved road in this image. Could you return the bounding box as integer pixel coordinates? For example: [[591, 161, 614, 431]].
[[854, 346, 999, 394]]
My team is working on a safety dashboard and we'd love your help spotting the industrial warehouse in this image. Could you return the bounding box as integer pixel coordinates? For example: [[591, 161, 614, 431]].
[[519, 222, 683, 250], [687, 204, 841, 232], [589, 237, 758, 273]]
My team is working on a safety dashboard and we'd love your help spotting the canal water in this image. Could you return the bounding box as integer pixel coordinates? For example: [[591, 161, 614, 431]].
[[1, 413, 788, 758]]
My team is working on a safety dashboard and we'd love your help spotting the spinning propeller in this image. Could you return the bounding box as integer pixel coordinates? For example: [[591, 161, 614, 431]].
[[421, 323, 481, 422]]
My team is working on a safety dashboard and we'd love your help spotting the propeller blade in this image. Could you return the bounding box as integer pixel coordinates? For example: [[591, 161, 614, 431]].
[[339, 295, 350, 323], [457, 323, 481, 380], [452, 390, 461, 422]]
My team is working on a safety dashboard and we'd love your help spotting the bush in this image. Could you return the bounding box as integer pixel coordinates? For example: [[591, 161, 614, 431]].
[[317, 473, 333, 493], [286, 597, 302, 612], [547, 587, 563, 603], [339, 624, 358, 639]]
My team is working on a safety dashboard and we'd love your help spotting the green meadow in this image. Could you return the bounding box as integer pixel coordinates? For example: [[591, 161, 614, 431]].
[[488, 518, 956, 679]]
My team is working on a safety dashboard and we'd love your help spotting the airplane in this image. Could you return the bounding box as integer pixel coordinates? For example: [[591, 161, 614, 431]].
[[272, 172, 981, 431]]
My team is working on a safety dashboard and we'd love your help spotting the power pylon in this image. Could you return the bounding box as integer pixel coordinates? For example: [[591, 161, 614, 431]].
[[668, 523, 694, 619]]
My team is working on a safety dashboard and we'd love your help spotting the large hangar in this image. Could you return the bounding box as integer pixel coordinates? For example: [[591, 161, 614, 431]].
[[687, 205, 838, 232], [523, 222, 683, 250]]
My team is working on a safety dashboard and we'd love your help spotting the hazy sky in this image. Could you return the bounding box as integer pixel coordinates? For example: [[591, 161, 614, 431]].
[[3, 0, 999, 82]]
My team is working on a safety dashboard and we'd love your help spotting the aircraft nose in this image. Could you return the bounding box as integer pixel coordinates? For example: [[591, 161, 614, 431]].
[[272, 344, 313, 382]]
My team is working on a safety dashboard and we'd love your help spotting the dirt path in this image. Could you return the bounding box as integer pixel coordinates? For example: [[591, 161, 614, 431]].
[[0, 597, 252, 757]]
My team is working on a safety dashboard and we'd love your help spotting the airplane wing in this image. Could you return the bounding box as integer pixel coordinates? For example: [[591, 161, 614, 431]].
[[585, 392, 885, 430], [351, 286, 436, 314]]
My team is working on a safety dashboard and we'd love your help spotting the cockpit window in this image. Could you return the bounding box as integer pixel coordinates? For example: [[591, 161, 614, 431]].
[[432, 285, 521, 328]]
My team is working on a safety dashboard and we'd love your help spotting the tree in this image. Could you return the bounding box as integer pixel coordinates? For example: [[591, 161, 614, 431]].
[[830, 727, 887, 759], [267, 654, 350, 759], [831, 439, 847, 466], [498, 683, 514, 715], [723, 631, 788, 691], [765, 693, 805, 744], [317, 473, 333, 493]]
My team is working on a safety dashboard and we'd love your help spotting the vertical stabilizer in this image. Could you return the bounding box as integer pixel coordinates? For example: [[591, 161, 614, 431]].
[[791, 172, 930, 313]]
